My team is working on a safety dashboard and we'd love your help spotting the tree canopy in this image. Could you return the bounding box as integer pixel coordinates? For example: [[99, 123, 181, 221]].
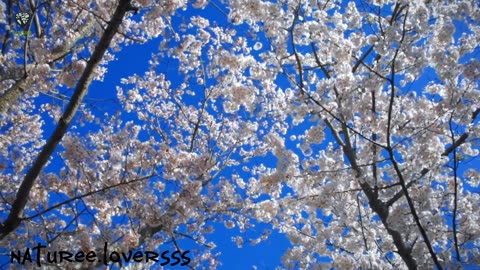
[[1, 0, 479, 269]]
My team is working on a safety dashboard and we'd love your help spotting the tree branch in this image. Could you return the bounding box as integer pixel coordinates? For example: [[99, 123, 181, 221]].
[[0, 18, 96, 113], [0, 0, 135, 240], [387, 108, 480, 207], [384, 6, 442, 269], [449, 114, 461, 263]]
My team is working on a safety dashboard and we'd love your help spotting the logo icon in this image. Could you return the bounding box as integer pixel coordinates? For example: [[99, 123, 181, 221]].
[[15, 12, 30, 30]]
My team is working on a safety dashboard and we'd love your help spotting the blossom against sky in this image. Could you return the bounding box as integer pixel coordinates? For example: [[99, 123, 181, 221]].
[[1, 0, 479, 269]]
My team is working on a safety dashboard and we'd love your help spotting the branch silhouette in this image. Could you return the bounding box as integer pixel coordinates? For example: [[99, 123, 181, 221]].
[[0, 0, 137, 240]]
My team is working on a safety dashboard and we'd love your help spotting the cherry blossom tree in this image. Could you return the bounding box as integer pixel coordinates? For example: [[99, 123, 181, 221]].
[[229, 0, 480, 269], [1, 0, 281, 268], [1, 0, 479, 269], [1, 0, 261, 268]]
